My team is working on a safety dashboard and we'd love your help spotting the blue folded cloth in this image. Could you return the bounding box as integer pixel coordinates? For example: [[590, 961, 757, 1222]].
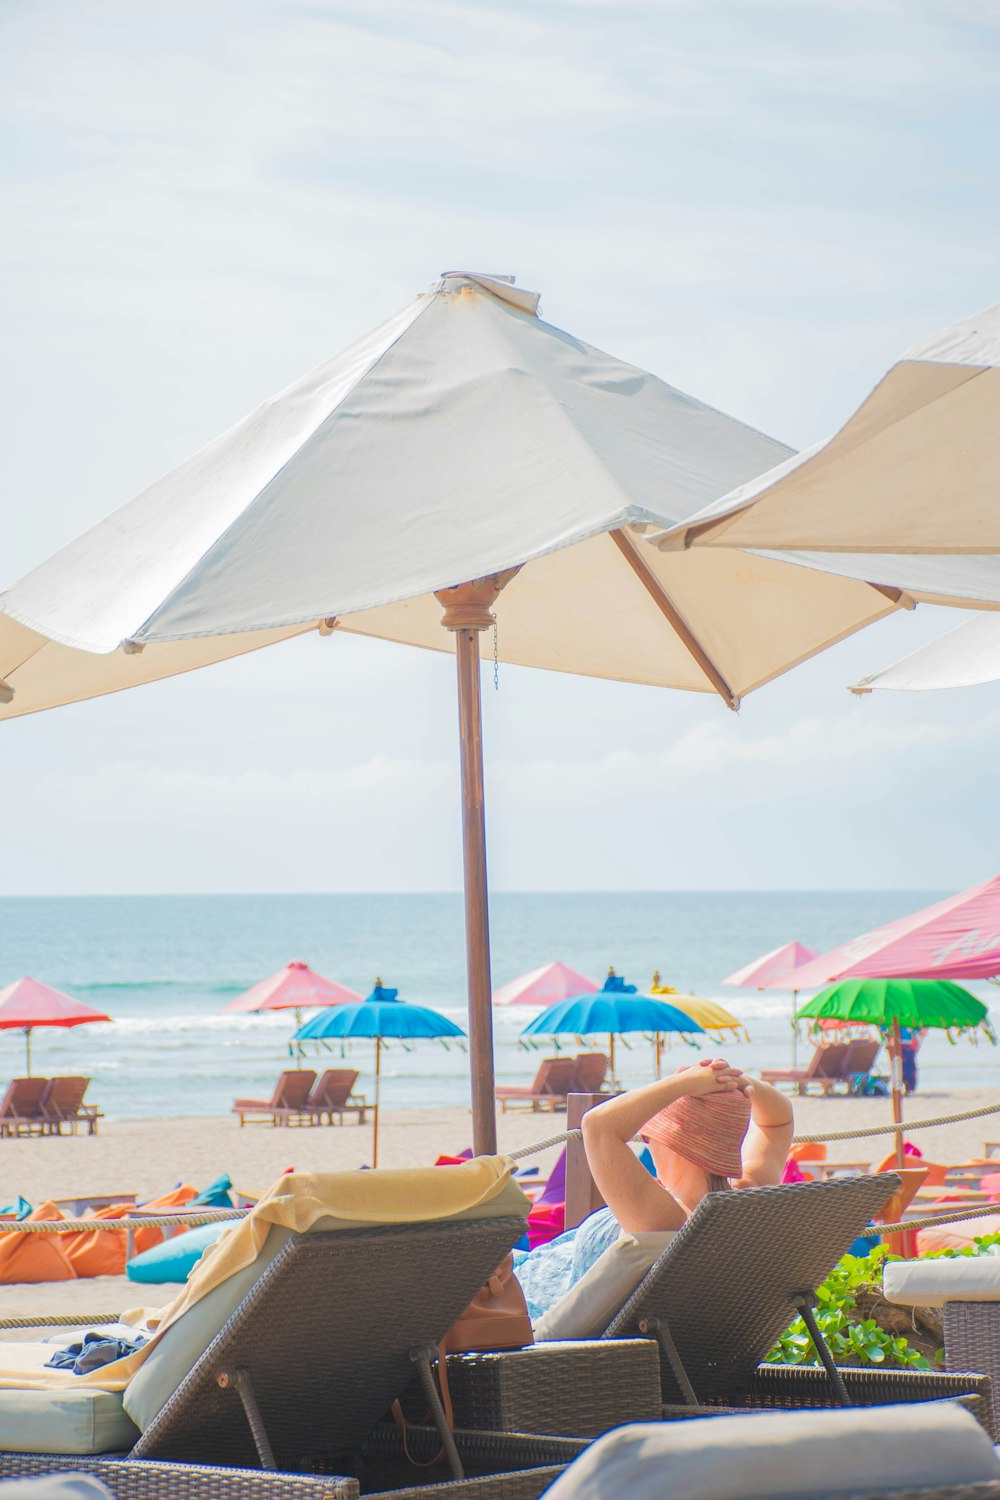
[[44, 1331, 147, 1374]]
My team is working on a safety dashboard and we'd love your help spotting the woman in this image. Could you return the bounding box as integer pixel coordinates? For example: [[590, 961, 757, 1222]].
[[514, 1057, 794, 1322]]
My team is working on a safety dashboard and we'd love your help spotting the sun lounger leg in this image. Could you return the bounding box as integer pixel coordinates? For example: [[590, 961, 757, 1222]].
[[217, 1366, 277, 1469], [793, 1295, 852, 1407], [410, 1345, 465, 1481], [638, 1315, 700, 1407]]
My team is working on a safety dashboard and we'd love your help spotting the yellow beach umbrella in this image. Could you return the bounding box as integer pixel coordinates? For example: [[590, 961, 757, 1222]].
[[650, 973, 747, 1073]]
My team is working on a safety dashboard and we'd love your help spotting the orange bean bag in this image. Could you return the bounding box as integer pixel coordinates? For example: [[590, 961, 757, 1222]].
[[0, 1201, 76, 1284]]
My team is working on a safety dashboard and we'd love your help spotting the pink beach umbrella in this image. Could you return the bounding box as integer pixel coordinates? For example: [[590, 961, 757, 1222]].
[[769, 877, 1000, 991], [0, 976, 111, 1074], [223, 961, 362, 1064], [723, 941, 818, 1068], [493, 962, 599, 1008]]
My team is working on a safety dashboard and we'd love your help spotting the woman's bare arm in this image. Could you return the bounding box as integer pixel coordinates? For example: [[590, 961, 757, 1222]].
[[735, 1076, 795, 1187], [580, 1059, 745, 1232]]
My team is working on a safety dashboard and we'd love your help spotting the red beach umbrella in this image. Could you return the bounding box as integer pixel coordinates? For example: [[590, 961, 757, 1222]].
[[0, 976, 111, 1074], [222, 961, 362, 1063]]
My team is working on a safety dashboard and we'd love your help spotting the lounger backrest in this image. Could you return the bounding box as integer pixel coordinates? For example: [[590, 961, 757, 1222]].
[[309, 1069, 360, 1107], [0, 1078, 49, 1118], [41, 1076, 89, 1116], [843, 1039, 879, 1075], [533, 1057, 577, 1096], [813, 1043, 850, 1079], [131, 1215, 527, 1470], [604, 1172, 900, 1402], [572, 1053, 609, 1093], [272, 1070, 316, 1108]]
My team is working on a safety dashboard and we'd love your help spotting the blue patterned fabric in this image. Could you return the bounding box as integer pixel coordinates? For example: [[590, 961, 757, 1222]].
[[512, 1206, 620, 1323]]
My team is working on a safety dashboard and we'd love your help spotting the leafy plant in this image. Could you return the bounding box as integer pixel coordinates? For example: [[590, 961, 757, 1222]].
[[767, 1232, 1000, 1371]]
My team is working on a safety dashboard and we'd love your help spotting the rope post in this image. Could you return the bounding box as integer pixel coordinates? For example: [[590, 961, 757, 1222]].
[[565, 1093, 608, 1229]]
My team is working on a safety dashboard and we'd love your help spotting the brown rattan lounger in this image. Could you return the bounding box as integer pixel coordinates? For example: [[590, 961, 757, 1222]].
[[438, 1173, 996, 1441], [0, 1214, 591, 1499], [604, 1171, 996, 1434]]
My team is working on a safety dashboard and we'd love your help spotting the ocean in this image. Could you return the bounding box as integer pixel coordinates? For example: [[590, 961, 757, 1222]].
[[1, 891, 997, 1118]]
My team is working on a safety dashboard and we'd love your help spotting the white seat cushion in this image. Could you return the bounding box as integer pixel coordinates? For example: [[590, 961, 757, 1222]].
[[534, 1230, 675, 1342], [0, 1389, 137, 1456], [540, 1403, 1000, 1500], [884, 1255, 1000, 1307]]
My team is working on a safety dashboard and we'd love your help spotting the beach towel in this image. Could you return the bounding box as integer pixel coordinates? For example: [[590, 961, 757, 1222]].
[[0, 1156, 525, 1393]]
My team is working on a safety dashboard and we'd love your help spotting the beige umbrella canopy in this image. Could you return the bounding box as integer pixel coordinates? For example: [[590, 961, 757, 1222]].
[[653, 299, 1000, 561], [0, 271, 932, 1152]]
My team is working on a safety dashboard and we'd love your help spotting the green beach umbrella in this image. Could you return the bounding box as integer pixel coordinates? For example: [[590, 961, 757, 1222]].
[[797, 978, 991, 1167]]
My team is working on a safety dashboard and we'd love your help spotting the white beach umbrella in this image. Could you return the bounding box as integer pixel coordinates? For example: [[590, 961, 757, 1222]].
[[851, 611, 1000, 694], [0, 271, 936, 1152], [648, 299, 1000, 599]]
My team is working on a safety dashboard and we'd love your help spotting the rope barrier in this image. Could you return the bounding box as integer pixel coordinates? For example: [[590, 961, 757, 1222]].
[[507, 1100, 1000, 1160], [791, 1100, 1000, 1145], [0, 1208, 247, 1235], [0, 1312, 123, 1331], [858, 1201, 1000, 1238]]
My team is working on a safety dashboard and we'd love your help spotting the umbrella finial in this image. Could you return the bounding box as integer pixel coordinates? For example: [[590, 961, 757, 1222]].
[[607, 965, 616, 978], [652, 970, 661, 988], [374, 977, 382, 988]]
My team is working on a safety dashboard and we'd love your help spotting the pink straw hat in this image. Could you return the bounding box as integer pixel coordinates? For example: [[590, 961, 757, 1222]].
[[641, 1088, 751, 1179]]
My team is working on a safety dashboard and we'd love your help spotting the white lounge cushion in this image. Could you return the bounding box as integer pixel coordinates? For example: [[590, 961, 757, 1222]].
[[884, 1255, 1000, 1307], [534, 1230, 675, 1341], [0, 1389, 137, 1456], [0, 1480, 112, 1498], [540, 1402, 1000, 1500]]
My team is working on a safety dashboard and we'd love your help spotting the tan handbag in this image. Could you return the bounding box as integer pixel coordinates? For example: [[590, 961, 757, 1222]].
[[440, 1252, 534, 1353], [391, 1255, 533, 1465]]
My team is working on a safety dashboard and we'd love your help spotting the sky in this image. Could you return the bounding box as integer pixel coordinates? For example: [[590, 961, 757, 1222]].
[[1, 0, 998, 896]]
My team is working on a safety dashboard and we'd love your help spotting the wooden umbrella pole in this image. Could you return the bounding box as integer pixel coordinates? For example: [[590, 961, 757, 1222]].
[[791, 990, 798, 1070], [890, 1017, 906, 1170], [436, 571, 519, 1158], [373, 1036, 381, 1169], [25, 1027, 31, 1077], [294, 1007, 302, 1067]]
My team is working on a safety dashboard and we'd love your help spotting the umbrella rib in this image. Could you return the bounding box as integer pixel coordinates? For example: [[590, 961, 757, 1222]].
[[609, 529, 739, 710]]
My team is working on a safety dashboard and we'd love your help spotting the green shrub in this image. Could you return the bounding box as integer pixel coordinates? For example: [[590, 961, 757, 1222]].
[[767, 1232, 1000, 1371]]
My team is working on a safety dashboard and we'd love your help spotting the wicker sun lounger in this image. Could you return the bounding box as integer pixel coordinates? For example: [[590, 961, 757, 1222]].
[[605, 1172, 996, 1432], [0, 1214, 590, 1499], [437, 1173, 996, 1440]]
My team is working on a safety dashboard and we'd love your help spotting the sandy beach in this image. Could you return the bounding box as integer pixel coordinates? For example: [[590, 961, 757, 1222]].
[[2, 1087, 997, 1322]]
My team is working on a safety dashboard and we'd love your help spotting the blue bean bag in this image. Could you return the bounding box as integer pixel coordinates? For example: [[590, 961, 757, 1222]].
[[126, 1220, 230, 1285]]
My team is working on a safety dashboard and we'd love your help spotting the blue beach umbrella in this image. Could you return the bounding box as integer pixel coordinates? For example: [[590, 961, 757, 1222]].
[[520, 970, 704, 1080], [293, 980, 465, 1166]]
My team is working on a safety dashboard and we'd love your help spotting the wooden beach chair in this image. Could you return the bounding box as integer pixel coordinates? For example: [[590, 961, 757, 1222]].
[[294, 1069, 368, 1126], [230, 1070, 316, 1127], [760, 1042, 851, 1095], [570, 1053, 612, 1095], [496, 1057, 577, 1113], [40, 1076, 102, 1136], [0, 1077, 50, 1138], [439, 1173, 997, 1441], [0, 1205, 589, 1497]]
